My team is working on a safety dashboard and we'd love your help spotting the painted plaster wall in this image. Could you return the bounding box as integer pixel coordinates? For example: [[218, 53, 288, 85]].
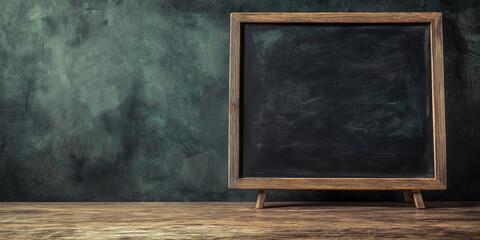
[[1, 0, 479, 201]]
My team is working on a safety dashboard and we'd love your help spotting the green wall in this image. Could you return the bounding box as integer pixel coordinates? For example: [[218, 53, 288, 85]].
[[1, 0, 480, 201]]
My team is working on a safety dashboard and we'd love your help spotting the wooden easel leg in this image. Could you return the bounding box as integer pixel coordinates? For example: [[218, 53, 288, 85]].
[[412, 190, 425, 209], [403, 190, 414, 203], [256, 190, 268, 209]]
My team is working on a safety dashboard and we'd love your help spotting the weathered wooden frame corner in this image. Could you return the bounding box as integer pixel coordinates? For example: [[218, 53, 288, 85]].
[[228, 12, 446, 190]]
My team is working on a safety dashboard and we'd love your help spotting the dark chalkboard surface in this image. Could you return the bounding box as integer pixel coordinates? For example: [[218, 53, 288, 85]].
[[240, 23, 434, 178]]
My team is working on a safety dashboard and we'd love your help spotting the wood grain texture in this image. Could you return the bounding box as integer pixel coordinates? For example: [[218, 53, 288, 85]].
[[403, 190, 414, 203], [1, 202, 479, 239], [430, 13, 447, 188], [412, 190, 426, 209], [228, 12, 446, 190], [255, 190, 268, 209], [231, 12, 442, 23], [230, 178, 445, 190], [228, 13, 241, 187]]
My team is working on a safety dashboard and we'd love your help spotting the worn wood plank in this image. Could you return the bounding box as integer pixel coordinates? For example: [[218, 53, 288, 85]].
[[230, 178, 446, 190], [228, 13, 241, 187], [0, 202, 479, 239], [231, 12, 441, 23], [430, 13, 447, 187]]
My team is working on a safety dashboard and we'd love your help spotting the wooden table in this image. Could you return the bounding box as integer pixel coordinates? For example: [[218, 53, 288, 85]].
[[1, 202, 479, 239]]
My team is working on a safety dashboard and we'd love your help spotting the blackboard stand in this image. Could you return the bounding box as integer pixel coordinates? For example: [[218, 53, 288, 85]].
[[256, 190, 425, 209], [404, 190, 425, 208], [229, 13, 446, 211], [255, 190, 268, 209]]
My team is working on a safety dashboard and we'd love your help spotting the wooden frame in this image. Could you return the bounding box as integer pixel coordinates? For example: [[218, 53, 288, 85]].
[[228, 13, 446, 193]]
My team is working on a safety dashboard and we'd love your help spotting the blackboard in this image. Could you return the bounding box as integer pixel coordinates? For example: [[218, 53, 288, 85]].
[[242, 23, 433, 178], [229, 13, 446, 190]]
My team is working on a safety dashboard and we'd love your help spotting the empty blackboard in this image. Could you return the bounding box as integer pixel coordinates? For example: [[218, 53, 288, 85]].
[[228, 13, 446, 190], [242, 23, 433, 178]]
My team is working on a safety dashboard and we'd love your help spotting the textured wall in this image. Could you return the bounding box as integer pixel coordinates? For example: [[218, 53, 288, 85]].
[[1, 0, 479, 201]]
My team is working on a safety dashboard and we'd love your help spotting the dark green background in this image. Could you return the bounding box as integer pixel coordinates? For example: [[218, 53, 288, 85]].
[[1, 0, 479, 201]]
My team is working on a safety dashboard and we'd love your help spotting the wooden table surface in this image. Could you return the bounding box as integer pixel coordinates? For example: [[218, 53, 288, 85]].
[[1, 202, 479, 239]]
